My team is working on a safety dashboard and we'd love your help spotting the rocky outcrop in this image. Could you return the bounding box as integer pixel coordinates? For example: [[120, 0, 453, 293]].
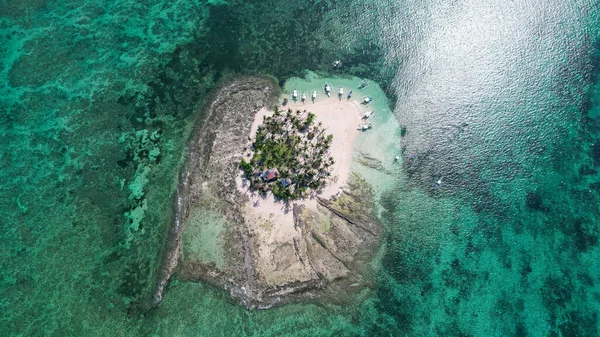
[[356, 152, 393, 175], [154, 77, 382, 309]]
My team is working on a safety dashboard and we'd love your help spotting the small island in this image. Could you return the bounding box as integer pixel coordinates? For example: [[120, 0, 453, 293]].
[[240, 107, 334, 200], [154, 77, 385, 309]]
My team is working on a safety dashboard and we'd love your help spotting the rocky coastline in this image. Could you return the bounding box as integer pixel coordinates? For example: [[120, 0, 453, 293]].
[[153, 77, 382, 309]]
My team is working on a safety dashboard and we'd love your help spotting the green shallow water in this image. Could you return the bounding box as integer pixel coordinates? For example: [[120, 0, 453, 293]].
[[2, 0, 600, 336]]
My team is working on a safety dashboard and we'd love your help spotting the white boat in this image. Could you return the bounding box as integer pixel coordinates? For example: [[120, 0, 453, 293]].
[[292, 90, 298, 99], [332, 60, 341, 68], [301, 93, 306, 103], [362, 110, 375, 119], [339, 87, 344, 95], [357, 123, 373, 131], [312, 90, 317, 102], [363, 96, 372, 104]]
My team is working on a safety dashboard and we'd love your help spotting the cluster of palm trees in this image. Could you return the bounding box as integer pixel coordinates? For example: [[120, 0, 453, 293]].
[[240, 107, 334, 200]]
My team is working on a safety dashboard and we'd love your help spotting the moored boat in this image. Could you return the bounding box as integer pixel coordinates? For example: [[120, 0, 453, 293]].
[[362, 110, 375, 119], [357, 123, 373, 131]]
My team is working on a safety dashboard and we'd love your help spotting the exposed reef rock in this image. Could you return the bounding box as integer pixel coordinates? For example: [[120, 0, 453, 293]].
[[154, 77, 382, 309], [356, 152, 393, 175]]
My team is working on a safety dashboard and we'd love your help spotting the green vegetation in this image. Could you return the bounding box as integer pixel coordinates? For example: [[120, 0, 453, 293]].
[[241, 107, 334, 200]]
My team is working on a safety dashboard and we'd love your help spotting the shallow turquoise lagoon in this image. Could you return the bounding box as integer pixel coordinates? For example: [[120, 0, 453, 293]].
[[2, 0, 600, 336]]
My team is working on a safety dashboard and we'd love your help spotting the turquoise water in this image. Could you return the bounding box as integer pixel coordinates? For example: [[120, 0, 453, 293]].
[[2, 0, 600, 336]]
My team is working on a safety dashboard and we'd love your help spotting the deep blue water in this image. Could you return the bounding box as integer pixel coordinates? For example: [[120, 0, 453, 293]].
[[1, 0, 600, 335]]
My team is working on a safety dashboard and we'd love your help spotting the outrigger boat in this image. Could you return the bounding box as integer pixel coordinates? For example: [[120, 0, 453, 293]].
[[357, 123, 373, 131], [324, 83, 331, 97], [301, 92, 306, 103], [358, 80, 368, 89], [362, 110, 375, 119]]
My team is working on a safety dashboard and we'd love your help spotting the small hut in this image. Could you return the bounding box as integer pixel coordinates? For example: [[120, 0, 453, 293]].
[[261, 168, 280, 182]]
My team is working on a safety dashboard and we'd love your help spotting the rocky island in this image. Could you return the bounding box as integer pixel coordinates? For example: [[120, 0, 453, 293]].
[[154, 76, 383, 309]]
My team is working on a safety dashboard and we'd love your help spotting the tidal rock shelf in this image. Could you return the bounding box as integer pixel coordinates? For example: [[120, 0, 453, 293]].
[[153, 77, 382, 309]]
